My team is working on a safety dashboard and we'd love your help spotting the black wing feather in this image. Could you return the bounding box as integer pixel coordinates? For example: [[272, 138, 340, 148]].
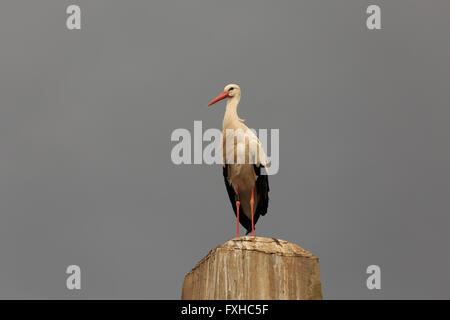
[[223, 164, 270, 235], [253, 164, 270, 218]]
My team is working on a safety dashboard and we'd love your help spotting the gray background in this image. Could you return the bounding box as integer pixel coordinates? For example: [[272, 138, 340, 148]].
[[0, 0, 449, 299]]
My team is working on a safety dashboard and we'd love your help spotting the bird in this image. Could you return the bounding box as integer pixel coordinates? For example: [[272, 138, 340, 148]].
[[208, 84, 269, 237]]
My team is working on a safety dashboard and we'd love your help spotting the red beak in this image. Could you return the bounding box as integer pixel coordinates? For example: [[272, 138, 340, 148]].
[[208, 91, 229, 106]]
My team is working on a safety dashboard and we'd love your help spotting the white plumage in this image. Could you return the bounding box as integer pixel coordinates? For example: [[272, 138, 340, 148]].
[[208, 84, 270, 236]]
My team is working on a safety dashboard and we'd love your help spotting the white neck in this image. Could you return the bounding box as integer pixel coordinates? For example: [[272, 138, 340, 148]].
[[223, 96, 241, 128]]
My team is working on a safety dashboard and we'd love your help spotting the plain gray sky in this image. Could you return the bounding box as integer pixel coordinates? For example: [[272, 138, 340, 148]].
[[0, 0, 449, 299]]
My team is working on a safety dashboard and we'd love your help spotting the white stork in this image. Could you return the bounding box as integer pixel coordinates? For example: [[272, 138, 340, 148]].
[[208, 84, 270, 237]]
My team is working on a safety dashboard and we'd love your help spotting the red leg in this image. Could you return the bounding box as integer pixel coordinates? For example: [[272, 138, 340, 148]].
[[235, 187, 240, 238], [250, 185, 255, 237]]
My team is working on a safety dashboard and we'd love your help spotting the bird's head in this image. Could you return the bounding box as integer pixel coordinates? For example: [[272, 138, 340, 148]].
[[208, 84, 241, 106]]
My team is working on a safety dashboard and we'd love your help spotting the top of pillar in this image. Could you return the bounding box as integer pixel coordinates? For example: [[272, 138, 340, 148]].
[[188, 236, 318, 276]]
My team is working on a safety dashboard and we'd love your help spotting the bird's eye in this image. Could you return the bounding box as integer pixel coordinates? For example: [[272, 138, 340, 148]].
[[228, 87, 234, 91]]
